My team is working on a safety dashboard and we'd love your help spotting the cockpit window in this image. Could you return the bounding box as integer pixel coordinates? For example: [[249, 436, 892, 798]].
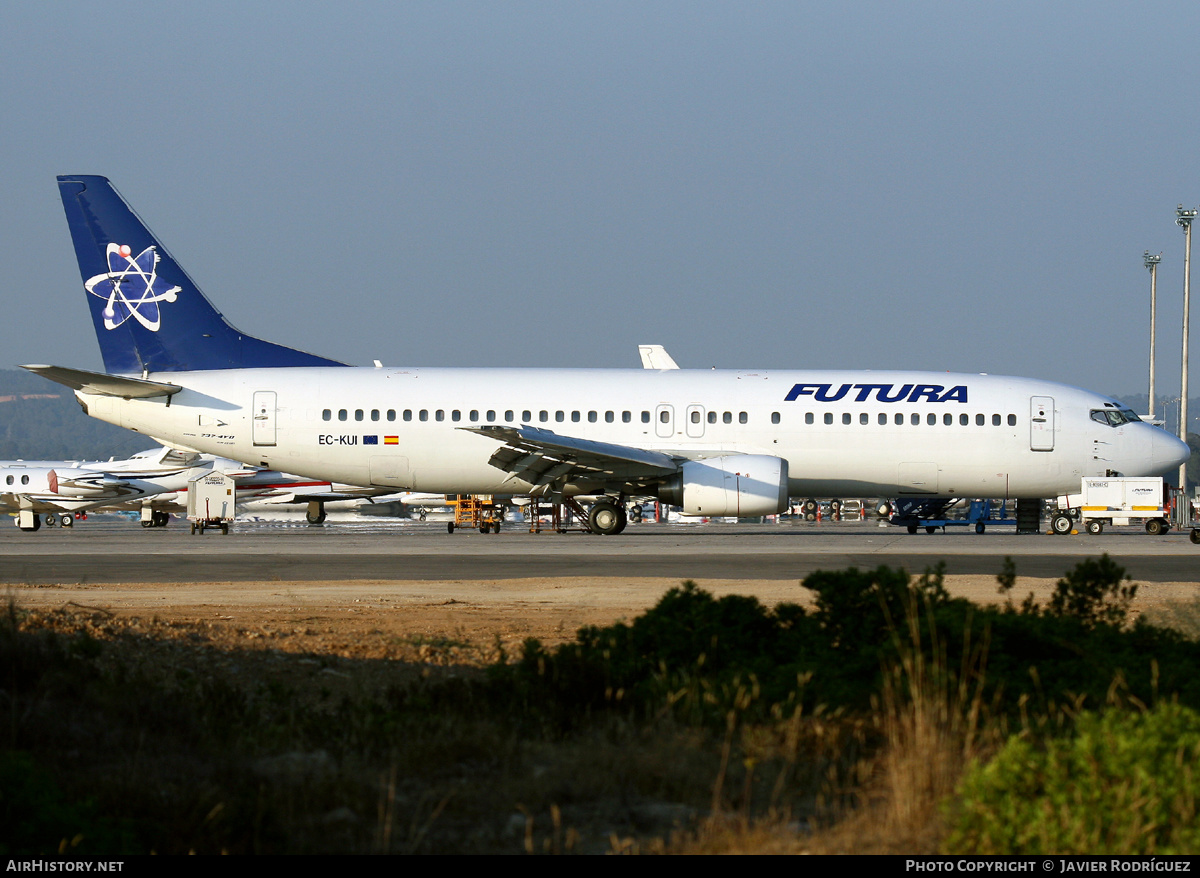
[[1091, 409, 1141, 427]]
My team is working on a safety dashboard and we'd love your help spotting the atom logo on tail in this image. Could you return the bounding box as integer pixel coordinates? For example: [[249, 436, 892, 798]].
[[83, 243, 180, 331]]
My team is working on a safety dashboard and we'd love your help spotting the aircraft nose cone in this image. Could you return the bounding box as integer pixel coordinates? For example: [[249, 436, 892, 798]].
[[1154, 430, 1192, 472]]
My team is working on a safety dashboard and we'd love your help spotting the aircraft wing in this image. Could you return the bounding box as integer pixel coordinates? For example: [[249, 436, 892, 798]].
[[0, 492, 130, 514], [461, 425, 678, 486]]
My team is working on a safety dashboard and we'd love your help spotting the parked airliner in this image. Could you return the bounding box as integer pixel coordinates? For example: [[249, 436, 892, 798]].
[[24, 175, 1190, 534]]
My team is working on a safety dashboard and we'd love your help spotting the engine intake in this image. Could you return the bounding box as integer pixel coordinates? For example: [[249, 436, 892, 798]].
[[658, 455, 789, 517]]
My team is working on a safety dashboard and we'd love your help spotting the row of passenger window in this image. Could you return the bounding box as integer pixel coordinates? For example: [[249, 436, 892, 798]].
[[804, 412, 1018, 426], [321, 408, 755, 425], [318, 407, 1017, 427], [4, 474, 31, 485]]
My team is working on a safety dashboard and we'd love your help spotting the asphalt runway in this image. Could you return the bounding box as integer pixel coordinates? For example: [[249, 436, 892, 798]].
[[2, 517, 1199, 583]]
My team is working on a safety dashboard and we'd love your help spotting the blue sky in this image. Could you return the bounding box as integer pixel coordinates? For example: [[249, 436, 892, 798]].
[[4, 1, 1200, 403]]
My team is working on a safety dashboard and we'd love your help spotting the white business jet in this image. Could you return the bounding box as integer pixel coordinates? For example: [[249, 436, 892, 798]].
[[1, 446, 198, 530]]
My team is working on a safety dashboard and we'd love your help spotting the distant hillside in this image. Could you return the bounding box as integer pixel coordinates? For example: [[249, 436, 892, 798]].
[[0, 369, 147, 460]]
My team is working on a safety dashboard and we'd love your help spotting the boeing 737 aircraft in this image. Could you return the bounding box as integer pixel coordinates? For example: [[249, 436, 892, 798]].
[[24, 175, 1191, 535]]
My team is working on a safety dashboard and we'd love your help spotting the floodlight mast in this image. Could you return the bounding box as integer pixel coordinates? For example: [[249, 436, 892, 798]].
[[1145, 250, 1162, 420], [1176, 205, 1197, 494]]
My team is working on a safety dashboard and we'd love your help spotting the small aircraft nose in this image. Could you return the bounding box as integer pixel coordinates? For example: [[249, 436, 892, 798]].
[[1154, 430, 1192, 471]]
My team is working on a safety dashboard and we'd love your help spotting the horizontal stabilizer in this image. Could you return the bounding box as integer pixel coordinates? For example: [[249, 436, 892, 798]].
[[21, 364, 181, 399]]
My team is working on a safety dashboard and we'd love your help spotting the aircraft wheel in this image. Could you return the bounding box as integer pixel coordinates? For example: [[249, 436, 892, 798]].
[[1051, 514, 1073, 535], [631, 504, 643, 517], [306, 502, 327, 525], [1086, 520, 1103, 535], [805, 512, 816, 522], [802, 498, 818, 514], [829, 499, 842, 513], [60, 514, 73, 528], [153, 510, 169, 527], [419, 511, 427, 522], [44, 513, 57, 527], [612, 506, 629, 534], [141, 519, 154, 528], [1145, 518, 1166, 536], [588, 501, 622, 535], [1191, 529, 1200, 545]]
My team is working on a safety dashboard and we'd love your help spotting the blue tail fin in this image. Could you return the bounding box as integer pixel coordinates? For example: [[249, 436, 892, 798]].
[[57, 175, 346, 374]]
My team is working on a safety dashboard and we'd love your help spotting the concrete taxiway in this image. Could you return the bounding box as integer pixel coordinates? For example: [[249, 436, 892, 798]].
[[1, 518, 1198, 584]]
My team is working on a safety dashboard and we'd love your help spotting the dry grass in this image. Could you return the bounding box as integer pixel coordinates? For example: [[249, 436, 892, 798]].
[[671, 590, 998, 854]]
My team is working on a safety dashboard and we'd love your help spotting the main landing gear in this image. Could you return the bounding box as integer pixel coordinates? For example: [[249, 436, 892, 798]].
[[587, 500, 628, 536], [141, 510, 171, 528]]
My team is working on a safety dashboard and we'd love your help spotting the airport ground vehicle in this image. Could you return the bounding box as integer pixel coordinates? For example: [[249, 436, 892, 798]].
[[888, 498, 1018, 534], [1171, 488, 1200, 544], [447, 494, 502, 533], [187, 471, 235, 534], [1051, 477, 1170, 535]]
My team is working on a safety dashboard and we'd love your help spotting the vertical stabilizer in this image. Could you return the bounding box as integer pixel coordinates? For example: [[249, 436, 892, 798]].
[[57, 175, 346, 373]]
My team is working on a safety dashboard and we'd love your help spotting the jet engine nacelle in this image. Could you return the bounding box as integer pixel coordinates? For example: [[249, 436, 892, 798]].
[[658, 455, 789, 517]]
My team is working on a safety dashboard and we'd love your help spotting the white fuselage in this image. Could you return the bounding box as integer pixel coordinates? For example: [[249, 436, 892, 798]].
[[73, 367, 1185, 501], [0, 452, 197, 514]]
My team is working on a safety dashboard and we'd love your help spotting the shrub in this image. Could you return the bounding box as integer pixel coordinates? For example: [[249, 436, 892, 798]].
[[1045, 554, 1137, 628], [945, 703, 1200, 854]]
